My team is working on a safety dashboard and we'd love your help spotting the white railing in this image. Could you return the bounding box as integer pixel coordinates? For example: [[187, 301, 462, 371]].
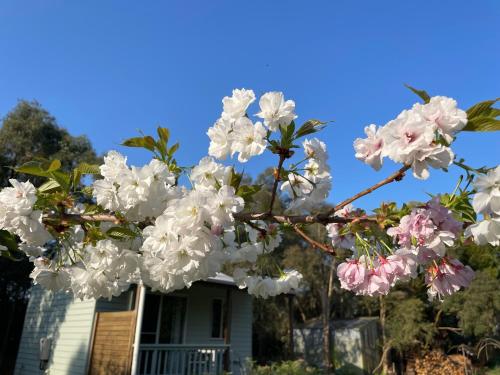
[[138, 344, 229, 375]]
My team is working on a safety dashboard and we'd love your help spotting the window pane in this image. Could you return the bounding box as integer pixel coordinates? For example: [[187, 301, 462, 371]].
[[211, 299, 223, 338], [159, 296, 187, 344], [141, 294, 160, 337]]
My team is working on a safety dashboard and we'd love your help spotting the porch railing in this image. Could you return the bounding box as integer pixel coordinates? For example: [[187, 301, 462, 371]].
[[138, 344, 230, 375]]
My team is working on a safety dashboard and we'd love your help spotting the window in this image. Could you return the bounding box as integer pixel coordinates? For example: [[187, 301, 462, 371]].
[[211, 299, 224, 338], [159, 296, 186, 344], [140, 294, 160, 344], [140, 293, 187, 344]]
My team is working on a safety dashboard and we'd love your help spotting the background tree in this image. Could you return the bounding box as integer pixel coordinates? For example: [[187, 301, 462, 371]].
[[0, 100, 100, 186], [0, 100, 100, 374]]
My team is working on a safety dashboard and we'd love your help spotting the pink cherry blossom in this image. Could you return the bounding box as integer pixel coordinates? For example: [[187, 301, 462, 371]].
[[376, 256, 404, 285], [355, 269, 391, 297], [425, 258, 475, 300], [337, 259, 367, 291], [387, 198, 461, 255], [392, 249, 418, 280]]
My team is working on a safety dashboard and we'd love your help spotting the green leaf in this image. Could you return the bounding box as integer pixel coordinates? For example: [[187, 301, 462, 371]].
[[38, 179, 61, 193], [466, 98, 499, 119], [15, 160, 70, 190], [0, 229, 19, 251], [122, 136, 147, 148], [157, 127, 170, 143], [168, 142, 180, 157], [463, 117, 500, 132], [106, 226, 137, 240], [47, 159, 61, 172], [280, 121, 296, 148], [122, 136, 156, 152], [404, 84, 431, 103], [462, 98, 500, 132], [295, 119, 326, 139], [143, 136, 156, 151], [50, 171, 71, 191], [15, 160, 51, 177], [76, 163, 101, 175], [236, 184, 262, 202], [230, 169, 243, 190]]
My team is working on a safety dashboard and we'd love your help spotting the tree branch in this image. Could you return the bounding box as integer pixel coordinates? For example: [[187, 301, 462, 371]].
[[293, 225, 335, 255], [326, 164, 410, 217], [268, 153, 286, 214], [44, 211, 376, 228], [43, 213, 122, 225]]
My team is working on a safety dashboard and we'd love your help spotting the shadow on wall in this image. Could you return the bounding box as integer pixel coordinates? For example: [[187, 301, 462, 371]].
[[14, 286, 71, 375]]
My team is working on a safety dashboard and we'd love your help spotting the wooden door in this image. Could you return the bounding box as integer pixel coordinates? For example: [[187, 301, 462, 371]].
[[88, 311, 136, 375]]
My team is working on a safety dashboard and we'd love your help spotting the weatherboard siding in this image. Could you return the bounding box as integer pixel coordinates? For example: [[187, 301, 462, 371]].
[[230, 289, 253, 374], [14, 285, 96, 375]]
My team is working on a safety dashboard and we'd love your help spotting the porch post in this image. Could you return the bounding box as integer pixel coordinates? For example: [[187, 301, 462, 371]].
[[131, 283, 146, 375], [223, 287, 232, 372]]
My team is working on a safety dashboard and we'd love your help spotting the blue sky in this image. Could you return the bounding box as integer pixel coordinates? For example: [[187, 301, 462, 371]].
[[0, 1, 499, 210]]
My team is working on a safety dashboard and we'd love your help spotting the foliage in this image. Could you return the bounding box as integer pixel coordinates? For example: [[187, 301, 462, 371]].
[[0, 100, 100, 301], [245, 359, 324, 375], [0, 100, 100, 187], [443, 271, 500, 337], [386, 296, 436, 352]]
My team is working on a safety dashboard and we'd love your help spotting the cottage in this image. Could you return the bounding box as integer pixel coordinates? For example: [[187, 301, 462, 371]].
[[14, 273, 252, 375]]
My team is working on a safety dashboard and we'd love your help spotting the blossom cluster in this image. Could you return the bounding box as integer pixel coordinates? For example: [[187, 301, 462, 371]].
[[233, 268, 303, 299], [11, 149, 299, 299], [354, 96, 467, 179], [208, 89, 296, 162], [93, 151, 178, 220], [336, 198, 474, 300], [0, 179, 52, 252], [0, 88, 496, 305]]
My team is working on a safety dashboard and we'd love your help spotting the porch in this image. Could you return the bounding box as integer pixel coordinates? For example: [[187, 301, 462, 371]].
[[138, 344, 229, 375], [88, 275, 252, 375]]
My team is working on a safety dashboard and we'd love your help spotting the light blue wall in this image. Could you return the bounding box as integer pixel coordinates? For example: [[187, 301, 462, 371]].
[[14, 285, 96, 375]]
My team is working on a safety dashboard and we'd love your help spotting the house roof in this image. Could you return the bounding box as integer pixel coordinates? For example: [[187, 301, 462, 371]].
[[204, 272, 237, 286]]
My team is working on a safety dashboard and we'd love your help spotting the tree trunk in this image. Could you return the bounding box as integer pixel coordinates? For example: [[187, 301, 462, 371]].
[[379, 295, 391, 374], [322, 259, 336, 373], [321, 286, 332, 372]]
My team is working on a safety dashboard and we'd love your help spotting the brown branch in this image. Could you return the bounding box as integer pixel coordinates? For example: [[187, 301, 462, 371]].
[[234, 212, 376, 225], [326, 164, 411, 216], [43, 213, 122, 225], [45, 210, 376, 227], [243, 220, 267, 236], [293, 225, 335, 255], [268, 153, 286, 214]]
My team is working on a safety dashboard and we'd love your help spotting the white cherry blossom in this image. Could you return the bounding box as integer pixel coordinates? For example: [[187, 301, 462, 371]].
[[256, 91, 297, 131], [231, 117, 267, 162], [221, 88, 255, 121]]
